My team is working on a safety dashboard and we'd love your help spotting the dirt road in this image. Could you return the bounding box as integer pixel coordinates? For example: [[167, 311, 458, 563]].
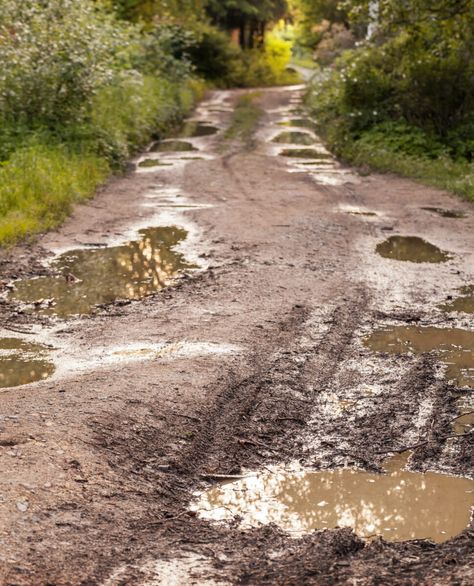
[[0, 87, 473, 585]]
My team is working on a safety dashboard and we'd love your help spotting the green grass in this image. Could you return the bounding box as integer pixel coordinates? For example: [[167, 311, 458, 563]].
[[306, 85, 474, 204], [0, 145, 108, 245], [0, 76, 204, 247], [224, 92, 263, 147], [344, 140, 474, 203]]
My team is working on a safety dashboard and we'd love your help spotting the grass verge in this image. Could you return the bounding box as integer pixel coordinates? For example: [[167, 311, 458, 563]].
[[344, 139, 474, 203], [305, 84, 474, 204], [0, 77, 204, 247]]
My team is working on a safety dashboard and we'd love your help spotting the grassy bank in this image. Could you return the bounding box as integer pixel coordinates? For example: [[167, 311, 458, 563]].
[[306, 79, 474, 203], [0, 77, 203, 247]]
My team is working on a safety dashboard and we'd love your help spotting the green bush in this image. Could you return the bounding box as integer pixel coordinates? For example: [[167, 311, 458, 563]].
[[0, 0, 135, 129]]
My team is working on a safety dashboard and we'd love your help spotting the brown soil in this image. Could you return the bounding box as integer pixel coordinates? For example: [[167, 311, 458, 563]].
[[0, 87, 473, 586]]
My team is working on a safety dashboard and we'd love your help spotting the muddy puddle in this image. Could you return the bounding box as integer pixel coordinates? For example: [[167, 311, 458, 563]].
[[0, 338, 55, 388], [178, 121, 219, 138], [440, 286, 474, 314], [280, 148, 332, 159], [272, 132, 315, 145], [279, 118, 317, 130], [347, 211, 377, 217], [151, 140, 198, 153], [192, 452, 474, 543], [138, 159, 173, 168], [452, 411, 474, 435], [9, 227, 196, 318], [364, 326, 474, 388], [376, 236, 451, 263], [421, 207, 467, 219]]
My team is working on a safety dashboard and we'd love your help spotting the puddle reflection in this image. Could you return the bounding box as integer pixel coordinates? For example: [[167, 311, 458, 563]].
[[193, 453, 474, 543], [272, 132, 315, 145], [151, 141, 198, 153], [178, 121, 218, 138], [376, 236, 451, 263], [9, 227, 196, 317], [138, 159, 172, 168], [364, 326, 474, 388], [280, 148, 332, 159], [0, 338, 54, 388]]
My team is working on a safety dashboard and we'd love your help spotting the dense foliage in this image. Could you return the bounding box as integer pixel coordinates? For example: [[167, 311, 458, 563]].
[[305, 0, 474, 200]]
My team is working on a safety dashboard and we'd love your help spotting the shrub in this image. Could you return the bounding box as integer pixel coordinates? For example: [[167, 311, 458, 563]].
[[0, 0, 135, 129]]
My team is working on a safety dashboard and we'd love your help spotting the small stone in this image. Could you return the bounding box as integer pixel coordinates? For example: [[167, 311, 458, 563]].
[[16, 501, 29, 513]]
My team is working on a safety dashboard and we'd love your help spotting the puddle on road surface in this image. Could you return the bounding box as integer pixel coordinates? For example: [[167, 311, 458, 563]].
[[376, 236, 451, 263], [279, 119, 317, 130], [0, 338, 55, 388], [151, 140, 198, 153], [9, 227, 196, 318], [138, 159, 173, 168], [348, 211, 377, 217], [272, 132, 315, 145], [192, 452, 474, 543], [421, 207, 467, 219], [364, 326, 474, 388], [178, 121, 219, 138], [280, 148, 332, 159], [439, 286, 474, 314], [452, 411, 474, 435]]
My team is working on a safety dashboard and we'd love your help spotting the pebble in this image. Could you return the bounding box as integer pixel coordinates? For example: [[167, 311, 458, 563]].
[[16, 501, 29, 513]]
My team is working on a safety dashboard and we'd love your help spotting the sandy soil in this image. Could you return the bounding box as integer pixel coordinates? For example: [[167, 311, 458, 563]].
[[0, 87, 473, 585]]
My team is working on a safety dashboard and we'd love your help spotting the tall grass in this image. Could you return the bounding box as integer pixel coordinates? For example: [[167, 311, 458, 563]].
[[0, 145, 108, 244], [0, 76, 204, 247]]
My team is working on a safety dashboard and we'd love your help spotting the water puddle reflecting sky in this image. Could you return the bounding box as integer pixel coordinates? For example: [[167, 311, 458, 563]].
[[192, 452, 474, 543], [376, 236, 451, 263], [364, 326, 474, 388], [0, 338, 55, 388], [9, 227, 196, 318]]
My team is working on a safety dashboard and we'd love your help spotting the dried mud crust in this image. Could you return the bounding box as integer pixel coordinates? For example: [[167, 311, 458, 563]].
[[0, 87, 473, 586]]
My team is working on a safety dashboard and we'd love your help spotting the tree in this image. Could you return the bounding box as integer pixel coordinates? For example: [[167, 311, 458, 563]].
[[206, 1, 289, 48]]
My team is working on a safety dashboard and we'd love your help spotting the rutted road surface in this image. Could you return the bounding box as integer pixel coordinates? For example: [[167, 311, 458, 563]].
[[0, 87, 473, 585]]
